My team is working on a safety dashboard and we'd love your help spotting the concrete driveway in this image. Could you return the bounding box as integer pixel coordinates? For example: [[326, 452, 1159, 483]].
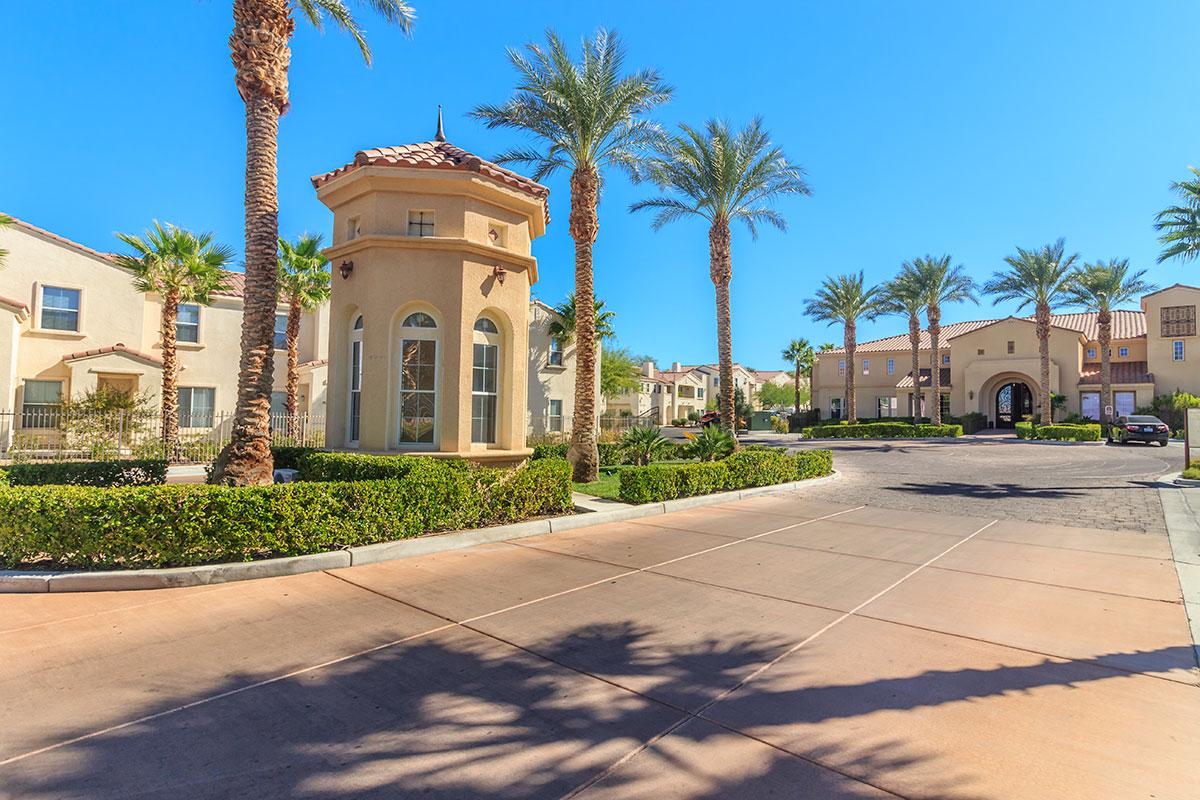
[[2, 493, 1197, 798]]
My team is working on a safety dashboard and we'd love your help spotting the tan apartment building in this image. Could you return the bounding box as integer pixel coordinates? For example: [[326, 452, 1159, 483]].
[[0, 217, 329, 449], [526, 299, 602, 436], [812, 284, 1200, 426], [606, 360, 708, 424]]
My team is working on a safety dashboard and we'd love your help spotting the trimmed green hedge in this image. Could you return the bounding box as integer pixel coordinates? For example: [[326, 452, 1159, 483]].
[[271, 446, 319, 471], [530, 440, 679, 466], [1016, 422, 1101, 442], [0, 459, 167, 487], [802, 423, 962, 439], [619, 449, 833, 504], [0, 458, 573, 570]]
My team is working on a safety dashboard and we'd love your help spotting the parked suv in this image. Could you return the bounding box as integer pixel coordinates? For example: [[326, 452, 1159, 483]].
[[1108, 415, 1170, 446]]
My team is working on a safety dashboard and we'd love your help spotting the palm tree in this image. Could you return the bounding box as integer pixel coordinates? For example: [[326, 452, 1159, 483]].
[[1064, 259, 1155, 424], [277, 234, 331, 432], [780, 338, 814, 413], [913, 255, 975, 425], [545, 292, 616, 345], [214, 0, 415, 486], [472, 30, 671, 482], [803, 273, 881, 423], [114, 222, 233, 458], [984, 239, 1078, 424], [879, 265, 928, 423], [818, 342, 837, 352], [1155, 166, 1200, 264], [632, 118, 810, 436], [0, 213, 12, 269]]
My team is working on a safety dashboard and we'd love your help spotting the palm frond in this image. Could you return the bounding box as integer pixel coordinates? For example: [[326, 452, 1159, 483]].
[[294, 0, 415, 65]]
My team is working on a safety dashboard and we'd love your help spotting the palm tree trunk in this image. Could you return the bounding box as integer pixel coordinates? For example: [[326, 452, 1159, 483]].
[[929, 303, 942, 425], [213, 0, 292, 486], [845, 321, 857, 423], [793, 360, 802, 414], [909, 312, 921, 423], [1098, 309, 1112, 425], [1036, 302, 1052, 423], [160, 289, 180, 460], [285, 295, 301, 438], [709, 218, 736, 437], [568, 166, 600, 482]]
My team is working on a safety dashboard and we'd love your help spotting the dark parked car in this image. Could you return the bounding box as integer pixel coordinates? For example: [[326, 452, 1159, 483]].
[[1108, 415, 1170, 446], [699, 411, 721, 428]]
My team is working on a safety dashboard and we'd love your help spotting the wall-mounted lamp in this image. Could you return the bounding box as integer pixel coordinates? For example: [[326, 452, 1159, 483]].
[[491, 264, 507, 285], [339, 260, 354, 280], [968, 390, 974, 400]]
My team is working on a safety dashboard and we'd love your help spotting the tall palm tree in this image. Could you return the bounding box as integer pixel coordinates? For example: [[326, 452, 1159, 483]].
[[632, 118, 810, 436], [545, 292, 616, 345], [803, 273, 881, 423], [1064, 259, 1155, 424], [913, 255, 976, 425], [472, 30, 671, 482], [984, 239, 1078, 424], [780, 338, 814, 413], [1155, 166, 1200, 264], [214, 0, 415, 486], [0, 213, 12, 269], [277, 234, 331, 432], [879, 265, 928, 422], [114, 222, 233, 458]]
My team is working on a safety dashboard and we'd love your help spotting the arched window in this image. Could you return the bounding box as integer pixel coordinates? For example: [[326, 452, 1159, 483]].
[[402, 312, 437, 329], [472, 315, 501, 443], [399, 311, 439, 445], [348, 315, 363, 445]]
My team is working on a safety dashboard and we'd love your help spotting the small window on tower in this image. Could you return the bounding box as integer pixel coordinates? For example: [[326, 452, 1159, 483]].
[[488, 224, 507, 248], [1006, 340, 1015, 354], [407, 210, 436, 237]]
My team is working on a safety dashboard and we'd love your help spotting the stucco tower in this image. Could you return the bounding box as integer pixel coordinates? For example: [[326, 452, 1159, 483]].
[[312, 112, 550, 461]]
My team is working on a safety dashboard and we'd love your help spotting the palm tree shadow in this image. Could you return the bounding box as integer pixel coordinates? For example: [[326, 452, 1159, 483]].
[[891, 481, 1086, 499], [2, 620, 1190, 799]]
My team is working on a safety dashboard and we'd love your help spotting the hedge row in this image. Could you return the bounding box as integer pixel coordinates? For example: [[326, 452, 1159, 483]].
[[0, 459, 167, 487], [802, 423, 963, 439], [530, 441, 682, 466], [1015, 422, 1101, 441], [619, 449, 833, 504], [0, 458, 572, 570]]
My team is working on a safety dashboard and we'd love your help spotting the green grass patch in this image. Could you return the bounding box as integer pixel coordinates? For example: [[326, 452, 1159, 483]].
[[572, 471, 622, 500]]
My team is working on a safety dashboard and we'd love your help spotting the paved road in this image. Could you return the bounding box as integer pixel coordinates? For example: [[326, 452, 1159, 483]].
[[754, 435, 1181, 534], [2, 491, 1196, 798]]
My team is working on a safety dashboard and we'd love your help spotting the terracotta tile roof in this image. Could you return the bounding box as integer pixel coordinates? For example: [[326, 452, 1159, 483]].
[[311, 140, 550, 221], [753, 369, 790, 381], [212, 271, 246, 298], [895, 367, 952, 389], [63, 343, 163, 367], [1079, 361, 1154, 385], [656, 370, 703, 383], [822, 311, 1148, 355]]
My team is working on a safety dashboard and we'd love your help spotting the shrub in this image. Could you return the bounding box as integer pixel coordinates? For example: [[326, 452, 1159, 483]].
[[1182, 462, 1200, 480], [0, 459, 167, 487], [297, 451, 426, 482], [681, 426, 736, 462], [802, 423, 961, 439], [618, 448, 833, 503], [958, 412, 989, 434], [0, 458, 572, 569], [1015, 422, 1101, 442], [531, 442, 569, 460], [621, 426, 674, 466], [1015, 421, 1035, 440], [770, 415, 790, 434]]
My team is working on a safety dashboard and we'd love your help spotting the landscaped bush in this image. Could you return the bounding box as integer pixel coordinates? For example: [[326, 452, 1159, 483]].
[[271, 445, 319, 471], [958, 412, 989, 434], [0, 459, 167, 487], [770, 415, 790, 434], [681, 426, 736, 461], [0, 458, 573, 570], [530, 441, 634, 467], [802, 423, 962, 439], [297, 451, 426, 482], [1015, 422, 1101, 441], [1182, 462, 1200, 480], [618, 448, 833, 503], [1015, 421, 1035, 439]]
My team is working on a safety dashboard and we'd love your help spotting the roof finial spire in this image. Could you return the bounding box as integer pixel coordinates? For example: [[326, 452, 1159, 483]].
[[434, 105, 446, 142]]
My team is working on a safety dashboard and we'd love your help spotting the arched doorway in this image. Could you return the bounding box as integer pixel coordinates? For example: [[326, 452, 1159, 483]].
[[995, 382, 1034, 428]]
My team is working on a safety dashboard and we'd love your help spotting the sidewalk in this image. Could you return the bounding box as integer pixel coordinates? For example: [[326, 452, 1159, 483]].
[[1160, 480, 1200, 664]]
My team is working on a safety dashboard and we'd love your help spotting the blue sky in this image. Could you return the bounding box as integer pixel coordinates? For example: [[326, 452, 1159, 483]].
[[3, 1, 1197, 370]]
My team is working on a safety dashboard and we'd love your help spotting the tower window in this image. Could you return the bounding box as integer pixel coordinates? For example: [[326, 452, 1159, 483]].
[[407, 210, 436, 237]]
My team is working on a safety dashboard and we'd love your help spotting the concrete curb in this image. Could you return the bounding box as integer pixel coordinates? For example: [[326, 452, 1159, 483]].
[[1156, 475, 1200, 668], [0, 470, 841, 594]]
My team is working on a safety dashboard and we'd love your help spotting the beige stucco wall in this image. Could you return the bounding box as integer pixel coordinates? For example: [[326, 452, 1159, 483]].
[[1144, 285, 1200, 395], [526, 301, 578, 433], [318, 165, 544, 458]]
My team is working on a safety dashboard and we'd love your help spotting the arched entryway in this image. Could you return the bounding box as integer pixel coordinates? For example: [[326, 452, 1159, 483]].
[[995, 382, 1034, 428]]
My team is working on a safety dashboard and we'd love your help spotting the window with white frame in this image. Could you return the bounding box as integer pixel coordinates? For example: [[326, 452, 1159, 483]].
[[838, 359, 845, 376], [1174, 340, 1185, 362], [273, 313, 288, 350], [178, 387, 215, 428], [40, 285, 80, 331], [939, 393, 951, 418], [21, 379, 62, 428], [877, 396, 897, 418], [1086, 347, 1096, 359], [407, 210, 436, 237], [349, 315, 364, 444], [1006, 340, 1015, 354], [1081, 392, 1100, 420], [548, 399, 563, 433], [1115, 391, 1136, 417], [942, 354, 950, 365], [830, 397, 843, 420], [472, 316, 500, 444], [1118, 346, 1129, 358], [399, 312, 438, 445], [862, 359, 870, 375], [548, 336, 564, 366], [177, 304, 200, 343], [886, 358, 894, 375]]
